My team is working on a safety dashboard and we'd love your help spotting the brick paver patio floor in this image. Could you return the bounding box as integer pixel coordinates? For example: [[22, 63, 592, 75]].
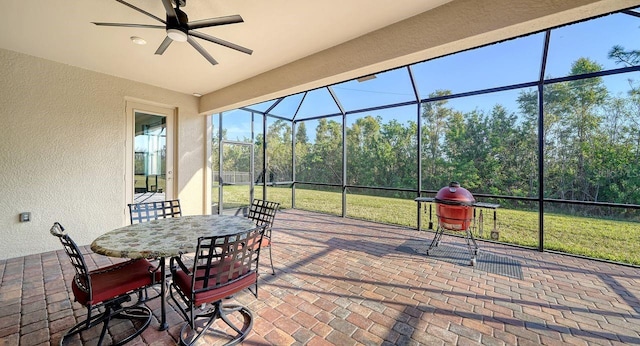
[[1, 209, 640, 345]]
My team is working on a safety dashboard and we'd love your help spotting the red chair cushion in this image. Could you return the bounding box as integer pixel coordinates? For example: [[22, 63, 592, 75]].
[[72, 259, 156, 306], [173, 264, 257, 306]]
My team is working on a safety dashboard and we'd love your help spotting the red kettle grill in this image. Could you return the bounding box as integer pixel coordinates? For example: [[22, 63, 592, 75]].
[[426, 182, 479, 266]]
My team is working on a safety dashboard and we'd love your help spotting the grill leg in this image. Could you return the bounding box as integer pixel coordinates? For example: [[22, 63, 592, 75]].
[[464, 229, 479, 266], [425, 226, 445, 255]]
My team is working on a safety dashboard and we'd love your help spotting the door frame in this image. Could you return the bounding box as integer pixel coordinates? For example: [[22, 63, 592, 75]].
[[125, 99, 177, 214]]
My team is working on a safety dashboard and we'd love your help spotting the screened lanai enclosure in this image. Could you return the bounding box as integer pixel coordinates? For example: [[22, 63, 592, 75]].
[[211, 7, 640, 266]]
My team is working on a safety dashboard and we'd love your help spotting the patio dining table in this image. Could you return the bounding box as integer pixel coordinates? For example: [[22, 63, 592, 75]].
[[90, 214, 257, 330]]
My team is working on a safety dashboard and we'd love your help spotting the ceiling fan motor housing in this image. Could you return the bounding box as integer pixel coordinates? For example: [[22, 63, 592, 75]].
[[168, 8, 189, 30], [166, 7, 189, 41]]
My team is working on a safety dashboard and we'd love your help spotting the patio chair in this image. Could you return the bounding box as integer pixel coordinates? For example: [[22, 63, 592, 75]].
[[127, 199, 183, 287], [128, 199, 182, 224], [169, 225, 266, 346], [50, 222, 160, 346], [247, 199, 280, 275]]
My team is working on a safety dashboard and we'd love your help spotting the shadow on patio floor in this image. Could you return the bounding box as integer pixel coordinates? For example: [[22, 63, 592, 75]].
[[1, 209, 640, 345]]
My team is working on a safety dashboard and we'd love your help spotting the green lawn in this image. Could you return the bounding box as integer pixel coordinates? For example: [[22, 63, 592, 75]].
[[217, 185, 640, 265]]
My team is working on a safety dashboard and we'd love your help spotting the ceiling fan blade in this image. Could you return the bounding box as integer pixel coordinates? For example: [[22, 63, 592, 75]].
[[155, 36, 173, 55], [188, 30, 253, 55], [92, 22, 165, 29], [114, 0, 166, 24], [187, 37, 219, 66], [187, 15, 244, 30], [161, 0, 178, 21]]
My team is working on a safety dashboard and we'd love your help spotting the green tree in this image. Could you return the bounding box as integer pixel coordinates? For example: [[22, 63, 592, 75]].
[[346, 115, 417, 189], [294, 121, 310, 182], [517, 58, 609, 201], [266, 119, 292, 182], [296, 121, 308, 144], [486, 105, 533, 196], [444, 110, 487, 190], [298, 118, 342, 184], [608, 44, 640, 66], [347, 115, 381, 186], [380, 119, 417, 188], [563, 58, 608, 200], [421, 90, 455, 189]]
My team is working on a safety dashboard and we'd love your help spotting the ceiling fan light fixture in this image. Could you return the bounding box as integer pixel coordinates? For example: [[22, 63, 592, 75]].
[[167, 28, 188, 42]]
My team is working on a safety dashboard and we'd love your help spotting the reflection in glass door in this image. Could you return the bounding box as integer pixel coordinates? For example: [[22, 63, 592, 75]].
[[125, 100, 175, 213], [134, 112, 167, 203]]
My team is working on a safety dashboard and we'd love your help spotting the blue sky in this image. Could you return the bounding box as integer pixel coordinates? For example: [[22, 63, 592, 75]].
[[220, 9, 639, 143]]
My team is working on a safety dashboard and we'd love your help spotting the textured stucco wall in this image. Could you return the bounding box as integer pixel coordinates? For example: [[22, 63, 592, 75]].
[[0, 48, 204, 260]]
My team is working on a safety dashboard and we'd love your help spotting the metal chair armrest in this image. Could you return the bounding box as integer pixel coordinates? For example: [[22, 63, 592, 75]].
[[170, 255, 192, 276]]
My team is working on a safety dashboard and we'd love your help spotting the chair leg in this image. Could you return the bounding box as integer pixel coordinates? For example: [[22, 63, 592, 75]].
[[178, 302, 253, 346], [267, 244, 275, 275], [179, 310, 219, 346], [60, 298, 152, 346], [61, 305, 111, 345], [97, 306, 111, 346], [220, 304, 253, 335]]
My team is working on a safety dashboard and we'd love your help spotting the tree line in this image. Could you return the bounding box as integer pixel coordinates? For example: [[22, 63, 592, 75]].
[[218, 51, 640, 213]]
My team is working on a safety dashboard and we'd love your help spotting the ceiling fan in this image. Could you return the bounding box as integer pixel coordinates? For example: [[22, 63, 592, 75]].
[[92, 0, 252, 66]]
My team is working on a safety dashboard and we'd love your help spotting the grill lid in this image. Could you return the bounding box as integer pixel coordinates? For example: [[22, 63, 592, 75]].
[[435, 181, 475, 206]]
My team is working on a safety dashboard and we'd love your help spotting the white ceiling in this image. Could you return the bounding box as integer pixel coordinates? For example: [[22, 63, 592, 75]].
[[0, 0, 450, 96]]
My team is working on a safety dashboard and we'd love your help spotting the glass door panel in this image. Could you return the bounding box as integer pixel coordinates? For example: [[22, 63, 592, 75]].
[[125, 100, 175, 213], [134, 112, 167, 202]]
